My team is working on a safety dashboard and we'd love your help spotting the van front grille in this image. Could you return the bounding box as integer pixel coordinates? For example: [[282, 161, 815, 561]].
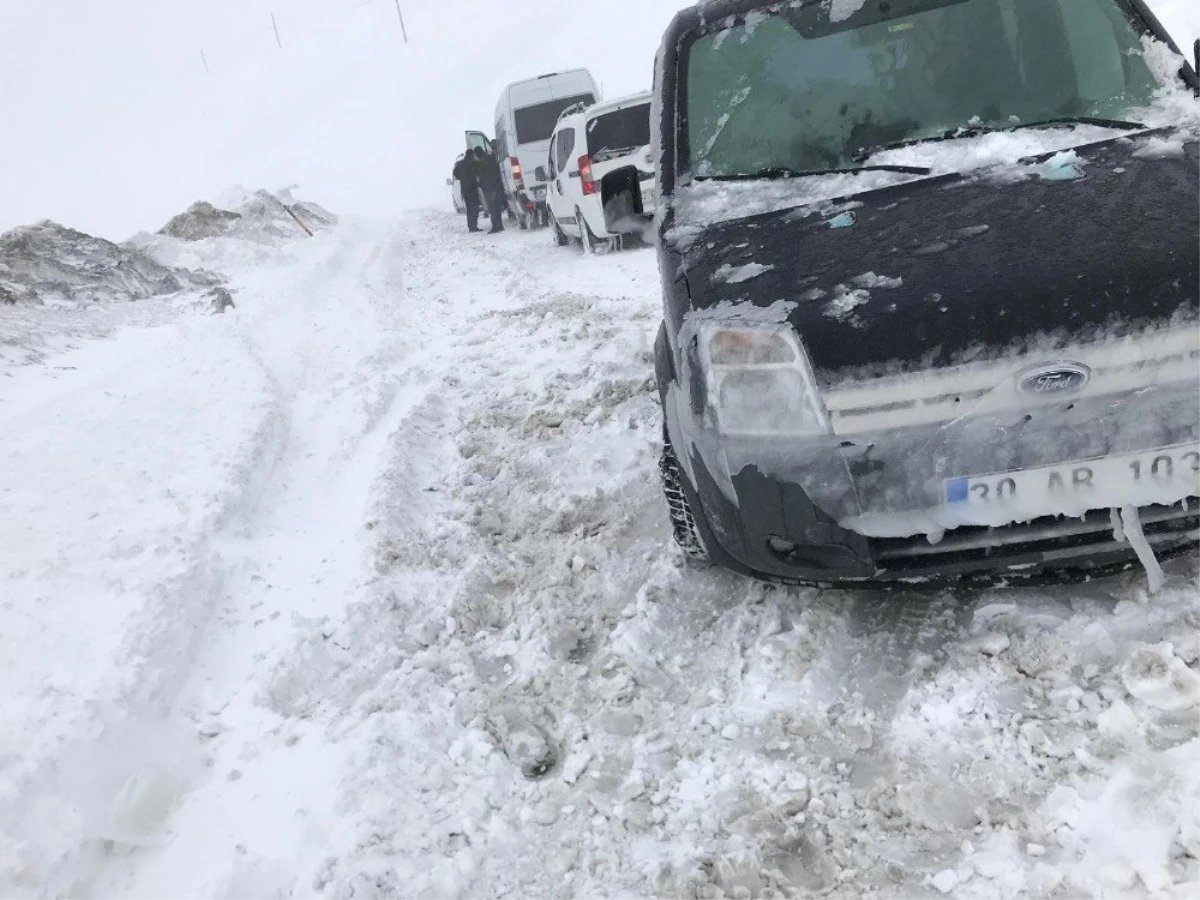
[[865, 498, 1199, 583]]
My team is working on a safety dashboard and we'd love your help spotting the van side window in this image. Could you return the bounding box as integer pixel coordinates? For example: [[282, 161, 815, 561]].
[[548, 132, 559, 178], [557, 128, 576, 171]]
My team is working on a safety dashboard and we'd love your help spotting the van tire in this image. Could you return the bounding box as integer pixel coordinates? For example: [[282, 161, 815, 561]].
[[552, 218, 570, 247], [660, 430, 710, 562], [578, 209, 606, 254]]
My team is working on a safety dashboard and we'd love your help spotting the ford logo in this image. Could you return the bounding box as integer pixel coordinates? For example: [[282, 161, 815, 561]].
[[1017, 362, 1091, 396]]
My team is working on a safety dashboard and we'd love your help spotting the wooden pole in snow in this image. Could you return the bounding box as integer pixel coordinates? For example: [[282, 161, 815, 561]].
[[393, 0, 409, 43], [271, 12, 283, 49]]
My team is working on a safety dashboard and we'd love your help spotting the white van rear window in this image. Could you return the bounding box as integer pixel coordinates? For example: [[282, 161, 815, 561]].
[[514, 94, 595, 144], [587, 104, 652, 162]]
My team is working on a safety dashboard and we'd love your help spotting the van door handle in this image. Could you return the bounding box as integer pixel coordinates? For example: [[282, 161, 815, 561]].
[[568, 171, 580, 179]]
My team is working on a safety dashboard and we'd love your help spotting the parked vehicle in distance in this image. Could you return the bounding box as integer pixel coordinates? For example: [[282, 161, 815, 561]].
[[448, 153, 468, 214], [543, 92, 656, 252], [448, 138, 492, 219], [482, 70, 600, 230], [604, 0, 1200, 586]]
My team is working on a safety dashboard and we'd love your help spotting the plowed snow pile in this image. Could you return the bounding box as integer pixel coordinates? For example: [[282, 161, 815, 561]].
[[0, 220, 211, 308], [155, 187, 337, 244], [1, 209, 1196, 899]]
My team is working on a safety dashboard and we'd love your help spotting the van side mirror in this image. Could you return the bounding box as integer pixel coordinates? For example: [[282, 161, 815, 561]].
[[534, 166, 549, 182], [601, 165, 653, 235]]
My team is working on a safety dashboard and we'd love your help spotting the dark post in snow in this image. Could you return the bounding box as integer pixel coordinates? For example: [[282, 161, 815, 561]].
[[200, 48, 210, 75], [393, 0, 409, 43], [271, 12, 283, 49]]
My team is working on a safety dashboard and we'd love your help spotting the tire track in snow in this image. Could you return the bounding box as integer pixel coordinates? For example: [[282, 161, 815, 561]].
[[81, 220, 459, 897]]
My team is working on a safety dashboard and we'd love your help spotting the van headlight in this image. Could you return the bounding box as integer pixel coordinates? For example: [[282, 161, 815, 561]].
[[699, 324, 830, 436]]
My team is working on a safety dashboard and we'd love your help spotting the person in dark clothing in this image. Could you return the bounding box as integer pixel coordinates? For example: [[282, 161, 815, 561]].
[[473, 148, 507, 233], [453, 154, 483, 233]]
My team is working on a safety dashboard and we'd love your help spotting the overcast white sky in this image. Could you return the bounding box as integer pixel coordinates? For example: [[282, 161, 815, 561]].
[[1, 0, 1196, 240]]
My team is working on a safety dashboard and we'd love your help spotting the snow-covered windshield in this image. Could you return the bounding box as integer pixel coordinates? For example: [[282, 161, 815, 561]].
[[686, 0, 1162, 178]]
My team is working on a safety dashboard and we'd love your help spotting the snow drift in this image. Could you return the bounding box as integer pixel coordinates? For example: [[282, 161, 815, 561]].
[[158, 187, 337, 244], [0, 221, 214, 307]]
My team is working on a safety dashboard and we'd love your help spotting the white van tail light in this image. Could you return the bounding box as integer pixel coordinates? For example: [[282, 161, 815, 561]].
[[578, 155, 597, 195], [510, 157, 525, 188]]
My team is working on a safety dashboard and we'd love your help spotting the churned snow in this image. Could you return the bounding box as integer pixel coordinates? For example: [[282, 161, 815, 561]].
[[0, 1, 1197, 896], [2, 209, 1197, 899]]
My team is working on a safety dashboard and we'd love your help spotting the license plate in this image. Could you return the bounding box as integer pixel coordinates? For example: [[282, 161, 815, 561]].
[[945, 443, 1200, 508]]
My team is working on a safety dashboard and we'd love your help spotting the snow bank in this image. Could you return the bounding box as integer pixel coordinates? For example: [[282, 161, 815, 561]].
[[130, 188, 338, 273], [152, 188, 336, 245], [0, 220, 214, 307], [0, 317, 283, 892]]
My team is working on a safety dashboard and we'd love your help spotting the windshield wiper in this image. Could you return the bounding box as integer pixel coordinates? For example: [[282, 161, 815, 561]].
[[1006, 116, 1146, 132], [592, 145, 640, 163], [852, 117, 1147, 162], [706, 163, 932, 181]]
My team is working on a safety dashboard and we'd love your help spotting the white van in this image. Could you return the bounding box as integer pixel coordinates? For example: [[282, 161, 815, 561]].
[[482, 70, 600, 230], [543, 91, 655, 252]]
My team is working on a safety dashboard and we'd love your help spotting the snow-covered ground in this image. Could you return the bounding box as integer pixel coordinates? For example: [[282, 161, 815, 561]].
[[2, 210, 1198, 899]]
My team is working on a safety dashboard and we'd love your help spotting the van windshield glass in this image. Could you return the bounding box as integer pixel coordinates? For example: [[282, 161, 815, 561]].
[[686, 0, 1160, 178], [587, 104, 652, 162], [514, 94, 596, 144]]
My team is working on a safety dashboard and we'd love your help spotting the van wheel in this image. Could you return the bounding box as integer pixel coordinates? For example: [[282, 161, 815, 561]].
[[577, 209, 607, 254], [552, 218, 569, 247], [660, 429, 710, 562]]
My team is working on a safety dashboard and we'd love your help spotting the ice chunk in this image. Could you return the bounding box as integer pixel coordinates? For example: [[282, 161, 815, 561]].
[[829, 0, 869, 23], [1032, 151, 1084, 181], [1119, 505, 1164, 594], [712, 262, 774, 284], [974, 632, 1011, 656], [851, 272, 902, 289], [1096, 699, 1140, 740], [825, 285, 870, 321], [1120, 643, 1200, 712], [931, 869, 959, 893]]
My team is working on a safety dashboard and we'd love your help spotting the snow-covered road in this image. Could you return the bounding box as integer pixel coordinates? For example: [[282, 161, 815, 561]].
[[3, 214, 1198, 898]]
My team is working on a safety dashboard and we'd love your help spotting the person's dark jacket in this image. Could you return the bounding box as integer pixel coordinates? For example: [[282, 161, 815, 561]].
[[474, 150, 505, 198], [453, 156, 480, 198]]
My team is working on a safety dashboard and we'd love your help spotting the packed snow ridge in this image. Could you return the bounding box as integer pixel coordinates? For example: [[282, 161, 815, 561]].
[[0, 221, 213, 307], [156, 188, 337, 244]]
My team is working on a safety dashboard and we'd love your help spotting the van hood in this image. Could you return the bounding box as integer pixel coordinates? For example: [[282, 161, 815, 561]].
[[672, 134, 1200, 386]]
